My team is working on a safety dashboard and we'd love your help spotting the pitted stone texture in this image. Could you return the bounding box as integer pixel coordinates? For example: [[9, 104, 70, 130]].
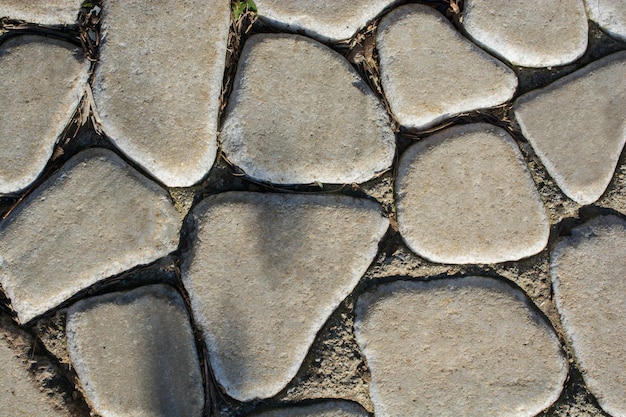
[[0, 149, 181, 323], [462, 0, 588, 68], [355, 277, 567, 417], [585, 0, 626, 42], [182, 192, 388, 401], [93, 0, 230, 187], [248, 400, 369, 417], [377, 4, 517, 131], [0, 0, 81, 25], [220, 34, 395, 185], [0, 36, 89, 194], [514, 52, 626, 205], [551, 216, 626, 417], [66, 284, 203, 417], [396, 123, 549, 264]]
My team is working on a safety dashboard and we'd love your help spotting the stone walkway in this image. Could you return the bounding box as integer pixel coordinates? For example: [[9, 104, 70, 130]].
[[0, 1, 624, 417]]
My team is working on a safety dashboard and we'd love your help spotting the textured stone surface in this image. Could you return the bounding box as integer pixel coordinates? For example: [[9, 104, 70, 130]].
[[220, 34, 395, 185], [93, 0, 230, 187], [462, 0, 588, 68], [248, 400, 369, 417], [514, 52, 626, 205], [0, 0, 81, 25], [355, 277, 567, 417], [0, 35, 89, 194], [585, 0, 626, 42], [182, 192, 388, 401], [0, 149, 181, 323], [551, 216, 626, 417], [396, 123, 549, 264], [376, 4, 517, 130]]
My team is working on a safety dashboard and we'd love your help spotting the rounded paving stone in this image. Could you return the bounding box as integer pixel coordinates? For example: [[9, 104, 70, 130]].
[[355, 277, 567, 417], [220, 34, 395, 185], [0, 0, 82, 25], [181, 192, 388, 401], [376, 4, 517, 131], [551, 215, 626, 417], [247, 400, 369, 417], [585, 0, 626, 42], [396, 123, 549, 264]]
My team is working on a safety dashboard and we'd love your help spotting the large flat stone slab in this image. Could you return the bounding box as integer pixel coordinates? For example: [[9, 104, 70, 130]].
[[376, 4, 517, 130], [551, 215, 626, 417], [0, 35, 89, 194], [181, 192, 388, 401], [0, 149, 181, 323], [585, 0, 626, 42], [247, 400, 368, 417], [220, 34, 395, 185], [93, 0, 230, 187], [396, 123, 549, 264], [0, 0, 81, 25], [355, 277, 567, 417], [514, 52, 626, 205]]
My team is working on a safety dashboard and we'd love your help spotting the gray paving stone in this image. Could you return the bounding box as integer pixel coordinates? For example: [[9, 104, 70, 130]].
[[514, 52, 626, 205], [355, 277, 567, 417], [376, 4, 517, 131], [396, 123, 549, 264], [0, 0, 81, 25], [585, 0, 626, 42], [220, 34, 395, 185], [551, 215, 626, 417], [248, 400, 368, 417], [66, 284, 204, 417], [93, 0, 230, 187], [0, 35, 89, 194], [181, 192, 388, 401], [0, 148, 181, 323], [462, 0, 588, 68]]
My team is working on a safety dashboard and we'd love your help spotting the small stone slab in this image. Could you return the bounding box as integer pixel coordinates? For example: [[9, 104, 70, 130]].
[[0, 35, 89, 194], [585, 0, 626, 41], [355, 277, 567, 417], [376, 4, 516, 131], [0, 0, 81, 25], [66, 284, 204, 417], [396, 123, 549, 264], [248, 400, 369, 417], [93, 0, 230, 187], [0, 149, 181, 323], [220, 34, 395, 185], [462, 0, 588, 67], [551, 215, 626, 417], [181, 192, 388, 401], [514, 52, 626, 205]]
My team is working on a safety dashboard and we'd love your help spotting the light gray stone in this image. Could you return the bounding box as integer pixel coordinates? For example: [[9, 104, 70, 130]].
[[181, 192, 388, 401], [248, 400, 368, 417], [0, 148, 181, 323], [0, 0, 81, 25], [93, 0, 230, 187], [66, 284, 204, 417], [514, 52, 626, 205], [355, 277, 567, 417], [585, 0, 626, 41], [220, 34, 395, 185], [396, 123, 549, 264], [462, 0, 588, 68], [551, 215, 626, 417], [0, 35, 89, 194], [376, 4, 517, 131]]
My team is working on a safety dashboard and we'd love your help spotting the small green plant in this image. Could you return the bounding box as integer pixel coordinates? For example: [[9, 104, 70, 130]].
[[232, 0, 257, 20]]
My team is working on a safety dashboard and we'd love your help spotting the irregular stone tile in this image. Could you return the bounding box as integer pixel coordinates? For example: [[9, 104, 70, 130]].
[[585, 0, 626, 41], [462, 0, 588, 68], [0, 0, 81, 25], [355, 277, 567, 417], [376, 4, 517, 131], [514, 52, 626, 205], [551, 215, 626, 416], [220, 34, 395, 185], [0, 148, 181, 323], [248, 400, 369, 417], [0, 35, 89, 194], [181, 192, 388, 401], [93, 0, 230, 187], [396, 123, 549, 264]]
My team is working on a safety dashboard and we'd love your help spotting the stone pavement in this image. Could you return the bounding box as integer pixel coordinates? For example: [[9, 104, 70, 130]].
[[0, 1, 624, 417]]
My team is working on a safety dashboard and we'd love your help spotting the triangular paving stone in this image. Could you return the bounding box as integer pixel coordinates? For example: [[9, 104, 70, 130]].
[[462, 0, 588, 68], [376, 4, 517, 131], [181, 192, 388, 401], [551, 215, 626, 417], [93, 0, 230, 187], [220, 34, 395, 185], [0, 148, 181, 324], [247, 400, 369, 417], [355, 277, 567, 417], [585, 0, 626, 42], [396, 123, 549, 264], [0, 0, 82, 25], [0, 35, 89, 194], [514, 52, 626, 205], [66, 284, 204, 417]]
